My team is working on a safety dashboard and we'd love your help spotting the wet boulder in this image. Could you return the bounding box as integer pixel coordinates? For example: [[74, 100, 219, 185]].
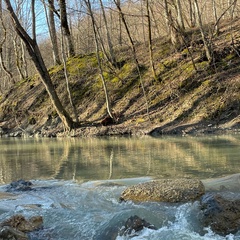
[[0, 226, 28, 240], [93, 215, 156, 240], [6, 180, 33, 192], [120, 179, 205, 203], [200, 193, 240, 236], [119, 215, 156, 237], [0, 215, 43, 233]]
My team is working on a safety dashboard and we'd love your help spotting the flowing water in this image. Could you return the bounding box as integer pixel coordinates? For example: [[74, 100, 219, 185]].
[[0, 135, 240, 239]]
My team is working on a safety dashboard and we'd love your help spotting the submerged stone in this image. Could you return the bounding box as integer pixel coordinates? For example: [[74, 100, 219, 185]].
[[120, 179, 205, 202], [0, 215, 43, 233], [93, 214, 156, 240], [200, 193, 240, 235], [6, 180, 33, 192], [0, 226, 28, 240], [119, 215, 157, 237]]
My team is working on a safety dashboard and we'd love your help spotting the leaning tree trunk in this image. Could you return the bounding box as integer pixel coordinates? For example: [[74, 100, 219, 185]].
[[4, 0, 76, 131]]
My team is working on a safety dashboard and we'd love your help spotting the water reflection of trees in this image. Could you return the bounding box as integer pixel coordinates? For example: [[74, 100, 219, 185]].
[[0, 135, 240, 184]]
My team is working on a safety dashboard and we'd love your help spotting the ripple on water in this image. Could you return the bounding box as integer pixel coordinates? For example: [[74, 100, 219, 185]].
[[0, 177, 240, 239]]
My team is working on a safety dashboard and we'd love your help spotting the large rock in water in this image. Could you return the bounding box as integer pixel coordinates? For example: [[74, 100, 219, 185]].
[[200, 193, 240, 235], [120, 179, 205, 202]]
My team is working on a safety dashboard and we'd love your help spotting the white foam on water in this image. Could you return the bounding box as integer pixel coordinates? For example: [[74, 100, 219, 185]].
[[1, 178, 240, 239], [116, 202, 240, 240]]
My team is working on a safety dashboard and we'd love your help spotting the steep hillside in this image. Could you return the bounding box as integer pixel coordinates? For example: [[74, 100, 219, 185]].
[[0, 18, 240, 137]]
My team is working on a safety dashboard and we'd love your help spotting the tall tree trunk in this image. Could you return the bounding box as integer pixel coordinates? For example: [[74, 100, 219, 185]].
[[149, 2, 161, 38], [99, 0, 117, 67], [58, 0, 75, 57], [140, 0, 147, 44], [46, 0, 61, 65], [116, 0, 122, 45], [31, 0, 36, 41], [188, 0, 196, 27], [113, 0, 151, 121], [164, 0, 185, 48], [212, 0, 220, 35], [0, 0, 13, 80], [4, 0, 76, 131], [194, 0, 213, 63], [164, 0, 178, 46], [20, 40, 28, 78], [145, 0, 158, 82], [163, 0, 170, 34], [176, 0, 185, 30], [60, 24, 79, 123], [13, 36, 25, 80], [84, 0, 114, 119]]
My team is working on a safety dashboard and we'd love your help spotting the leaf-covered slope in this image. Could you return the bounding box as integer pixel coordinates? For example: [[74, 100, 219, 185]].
[[0, 18, 240, 136]]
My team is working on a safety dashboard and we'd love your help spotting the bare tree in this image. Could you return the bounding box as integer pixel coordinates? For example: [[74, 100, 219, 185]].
[[99, 0, 117, 67], [228, 0, 239, 55], [145, 0, 158, 81], [148, 1, 161, 38], [13, 36, 26, 80], [113, 0, 151, 120], [9, 0, 29, 81], [60, 22, 79, 123], [84, 0, 114, 120], [44, 0, 61, 65], [164, 0, 182, 48], [175, 0, 185, 31], [193, 0, 213, 63], [163, 0, 170, 33], [4, 0, 76, 130], [188, 0, 196, 27], [0, 0, 13, 80], [58, 0, 75, 57]]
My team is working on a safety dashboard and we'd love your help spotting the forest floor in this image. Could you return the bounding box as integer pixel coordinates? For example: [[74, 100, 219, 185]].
[[0, 18, 240, 137]]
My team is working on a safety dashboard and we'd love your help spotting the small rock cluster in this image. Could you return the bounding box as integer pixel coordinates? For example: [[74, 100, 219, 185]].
[[0, 215, 43, 240], [6, 179, 33, 192]]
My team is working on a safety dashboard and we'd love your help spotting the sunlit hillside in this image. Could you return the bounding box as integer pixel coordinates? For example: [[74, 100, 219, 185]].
[[0, 17, 240, 136]]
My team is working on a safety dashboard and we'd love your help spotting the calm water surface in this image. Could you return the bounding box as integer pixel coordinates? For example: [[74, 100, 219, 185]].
[[0, 135, 240, 240], [0, 134, 240, 183]]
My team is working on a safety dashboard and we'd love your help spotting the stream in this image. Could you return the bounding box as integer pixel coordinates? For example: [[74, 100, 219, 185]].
[[0, 135, 240, 239]]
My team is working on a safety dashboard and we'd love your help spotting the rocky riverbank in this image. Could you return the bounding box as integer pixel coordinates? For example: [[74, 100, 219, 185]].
[[1, 117, 240, 138]]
